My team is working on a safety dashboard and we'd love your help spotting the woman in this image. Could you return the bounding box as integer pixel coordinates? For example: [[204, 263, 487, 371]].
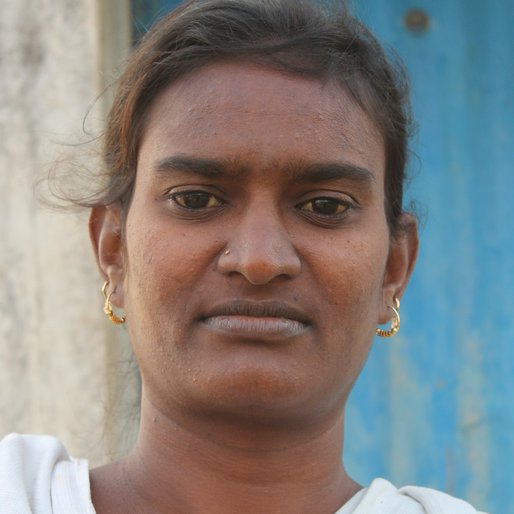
[[0, 0, 487, 512]]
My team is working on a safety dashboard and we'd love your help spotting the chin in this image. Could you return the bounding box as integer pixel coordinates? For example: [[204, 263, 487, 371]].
[[175, 363, 341, 428]]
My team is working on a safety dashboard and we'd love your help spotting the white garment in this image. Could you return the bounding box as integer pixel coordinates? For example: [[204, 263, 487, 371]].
[[0, 434, 94, 514], [334, 479, 488, 514], [0, 433, 488, 514]]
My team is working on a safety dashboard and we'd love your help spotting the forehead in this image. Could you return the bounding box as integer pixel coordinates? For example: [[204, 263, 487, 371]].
[[138, 61, 384, 174]]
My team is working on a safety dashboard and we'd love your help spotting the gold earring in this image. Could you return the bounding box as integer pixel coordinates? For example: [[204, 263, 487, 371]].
[[102, 281, 126, 325], [376, 297, 400, 338]]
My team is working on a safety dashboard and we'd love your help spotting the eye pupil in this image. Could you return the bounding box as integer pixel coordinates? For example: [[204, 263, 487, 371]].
[[311, 198, 339, 215], [179, 192, 211, 209]]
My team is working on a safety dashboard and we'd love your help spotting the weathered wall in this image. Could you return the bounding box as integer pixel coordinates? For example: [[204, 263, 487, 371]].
[[0, 0, 137, 465]]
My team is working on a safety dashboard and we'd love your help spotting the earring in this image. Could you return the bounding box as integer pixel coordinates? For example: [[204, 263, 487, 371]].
[[102, 281, 126, 325], [376, 297, 400, 338]]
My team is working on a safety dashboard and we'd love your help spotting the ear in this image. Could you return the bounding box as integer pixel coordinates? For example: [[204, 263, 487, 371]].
[[89, 204, 125, 308], [378, 213, 418, 323]]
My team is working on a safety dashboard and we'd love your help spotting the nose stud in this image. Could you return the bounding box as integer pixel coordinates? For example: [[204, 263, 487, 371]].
[[224, 249, 231, 255]]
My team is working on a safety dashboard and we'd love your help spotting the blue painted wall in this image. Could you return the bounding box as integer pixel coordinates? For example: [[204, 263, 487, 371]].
[[131, 1, 514, 512]]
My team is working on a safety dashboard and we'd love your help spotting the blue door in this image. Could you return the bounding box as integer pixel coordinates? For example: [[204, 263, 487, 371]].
[[131, 2, 514, 512], [347, 4, 513, 513], [132, 0, 183, 41]]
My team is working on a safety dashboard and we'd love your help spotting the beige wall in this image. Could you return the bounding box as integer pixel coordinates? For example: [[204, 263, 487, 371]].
[[0, 0, 138, 466]]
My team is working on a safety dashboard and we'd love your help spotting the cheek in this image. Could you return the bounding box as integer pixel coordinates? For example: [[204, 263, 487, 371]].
[[125, 223, 199, 305], [313, 233, 389, 332], [121, 214, 212, 388]]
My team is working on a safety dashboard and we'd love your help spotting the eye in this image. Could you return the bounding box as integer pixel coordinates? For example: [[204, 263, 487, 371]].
[[298, 197, 351, 216], [170, 191, 223, 210]]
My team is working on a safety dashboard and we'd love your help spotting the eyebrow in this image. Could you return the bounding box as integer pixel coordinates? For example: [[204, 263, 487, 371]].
[[152, 155, 375, 184], [153, 156, 246, 178], [286, 161, 375, 184]]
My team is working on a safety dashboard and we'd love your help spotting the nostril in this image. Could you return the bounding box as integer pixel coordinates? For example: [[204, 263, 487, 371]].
[[217, 240, 301, 284]]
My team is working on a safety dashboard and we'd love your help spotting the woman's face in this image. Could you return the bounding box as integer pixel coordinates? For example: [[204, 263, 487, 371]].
[[97, 62, 415, 427]]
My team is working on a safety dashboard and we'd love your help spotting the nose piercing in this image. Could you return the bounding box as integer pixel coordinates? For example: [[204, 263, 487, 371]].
[[224, 249, 231, 255]]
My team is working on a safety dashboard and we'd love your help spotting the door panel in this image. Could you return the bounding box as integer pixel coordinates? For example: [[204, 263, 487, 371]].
[[349, 3, 513, 513], [131, 0, 183, 40]]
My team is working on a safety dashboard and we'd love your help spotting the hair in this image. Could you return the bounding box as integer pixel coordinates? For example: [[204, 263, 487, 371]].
[[75, 0, 413, 233]]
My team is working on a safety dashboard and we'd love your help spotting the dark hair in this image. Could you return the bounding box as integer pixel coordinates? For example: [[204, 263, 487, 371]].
[[90, 0, 412, 232]]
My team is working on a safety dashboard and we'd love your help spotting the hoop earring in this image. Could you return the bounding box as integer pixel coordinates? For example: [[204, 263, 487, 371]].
[[102, 281, 126, 325], [376, 297, 400, 338]]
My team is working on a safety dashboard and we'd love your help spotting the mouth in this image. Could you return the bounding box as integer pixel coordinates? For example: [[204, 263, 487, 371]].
[[199, 300, 312, 340]]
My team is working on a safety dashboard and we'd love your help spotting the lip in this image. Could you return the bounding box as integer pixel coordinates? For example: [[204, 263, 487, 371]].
[[199, 300, 312, 340]]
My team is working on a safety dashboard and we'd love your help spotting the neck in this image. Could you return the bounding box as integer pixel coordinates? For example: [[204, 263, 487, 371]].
[[114, 397, 360, 514]]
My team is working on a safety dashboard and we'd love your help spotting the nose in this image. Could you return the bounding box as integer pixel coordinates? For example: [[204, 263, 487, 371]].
[[218, 207, 301, 285]]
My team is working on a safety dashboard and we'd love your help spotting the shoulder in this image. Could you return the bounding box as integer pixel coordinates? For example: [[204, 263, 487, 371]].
[[338, 478, 488, 514], [397, 481, 488, 514], [0, 433, 94, 514]]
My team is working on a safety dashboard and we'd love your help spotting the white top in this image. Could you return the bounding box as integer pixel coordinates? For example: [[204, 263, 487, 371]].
[[0, 433, 487, 514]]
